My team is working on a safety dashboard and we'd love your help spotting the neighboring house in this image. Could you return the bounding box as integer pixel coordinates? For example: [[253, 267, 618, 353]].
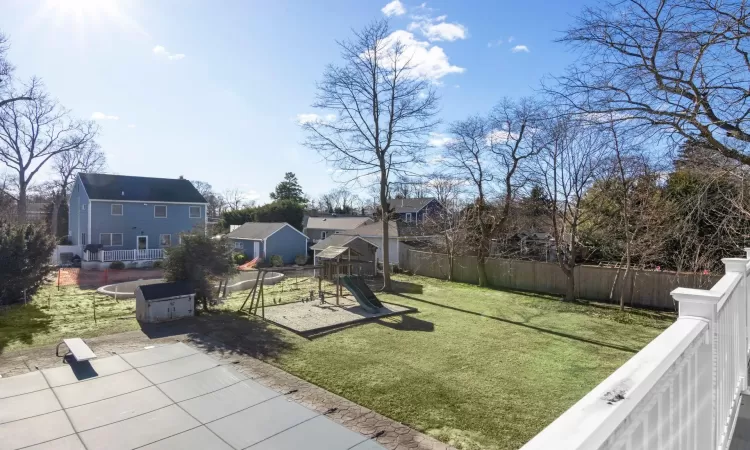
[[388, 197, 443, 224], [303, 216, 373, 243], [310, 234, 379, 276], [337, 220, 404, 265], [69, 173, 208, 257], [227, 222, 307, 264]]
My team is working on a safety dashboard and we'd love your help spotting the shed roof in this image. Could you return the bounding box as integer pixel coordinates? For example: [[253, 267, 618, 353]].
[[79, 173, 207, 203], [138, 281, 194, 301], [311, 234, 378, 250], [387, 197, 437, 214], [305, 216, 371, 231], [226, 222, 290, 240], [316, 246, 363, 260]]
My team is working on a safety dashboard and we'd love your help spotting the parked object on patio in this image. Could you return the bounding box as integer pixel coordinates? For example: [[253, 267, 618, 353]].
[[135, 281, 195, 323], [56, 338, 96, 362]]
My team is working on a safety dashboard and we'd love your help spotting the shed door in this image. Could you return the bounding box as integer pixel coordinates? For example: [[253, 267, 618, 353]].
[[149, 300, 174, 322], [253, 241, 260, 259]]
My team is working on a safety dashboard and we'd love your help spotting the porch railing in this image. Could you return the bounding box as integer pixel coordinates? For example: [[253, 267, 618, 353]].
[[522, 251, 750, 450], [83, 248, 165, 262]]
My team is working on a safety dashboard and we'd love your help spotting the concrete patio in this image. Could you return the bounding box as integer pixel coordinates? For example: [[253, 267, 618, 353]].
[[0, 342, 384, 450], [0, 326, 453, 450]]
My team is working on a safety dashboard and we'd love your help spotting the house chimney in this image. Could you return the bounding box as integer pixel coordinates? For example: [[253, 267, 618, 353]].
[[401, 199, 404, 207], [178, 175, 184, 180]]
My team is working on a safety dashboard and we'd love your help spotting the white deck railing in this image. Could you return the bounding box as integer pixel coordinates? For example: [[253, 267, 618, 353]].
[[522, 252, 750, 450], [83, 248, 165, 262]]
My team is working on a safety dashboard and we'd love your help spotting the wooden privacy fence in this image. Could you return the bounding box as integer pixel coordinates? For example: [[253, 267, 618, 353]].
[[401, 250, 721, 310]]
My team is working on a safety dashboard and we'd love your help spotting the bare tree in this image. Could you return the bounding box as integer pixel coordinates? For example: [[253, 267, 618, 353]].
[[552, 0, 750, 165], [191, 180, 224, 218], [0, 33, 34, 109], [47, 142, 105, 237], [318, 187, 363, 214], [424, 171, 464, 210], [0, 89, 97, 217], [535, 117, 608, 301], [302, 20, 439, 291], [442, 99, 546, 287], [222, 188, 253, 212], [441, 115, 494, 285]]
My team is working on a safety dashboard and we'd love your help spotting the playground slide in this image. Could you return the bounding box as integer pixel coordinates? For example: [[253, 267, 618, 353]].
[[349, 276, 384, 308], [340, 276, 380, 313]]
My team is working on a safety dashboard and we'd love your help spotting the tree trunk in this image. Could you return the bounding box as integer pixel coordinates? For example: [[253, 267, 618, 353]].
[[476, 255, 488, 287], [379, 177, 392, 291], [619, 244, 631, 311], [16, 184, 27, 220], [50, 194, 62, 238], [564, 270, 575, 302]]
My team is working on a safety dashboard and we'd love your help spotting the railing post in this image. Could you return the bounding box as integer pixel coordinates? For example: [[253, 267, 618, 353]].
[[672, 286, 721, 450], [726, 257, 750, 393]]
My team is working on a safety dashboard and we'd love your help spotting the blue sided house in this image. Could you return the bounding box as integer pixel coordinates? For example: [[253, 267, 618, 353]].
[[388, 197, 444, 224], [226, 222, 308, 265], [69, 173, 207, 263]]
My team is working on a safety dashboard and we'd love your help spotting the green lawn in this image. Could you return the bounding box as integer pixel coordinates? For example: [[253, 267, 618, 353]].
[[0, 275, 674, 450], [223, 275, 673, 450]]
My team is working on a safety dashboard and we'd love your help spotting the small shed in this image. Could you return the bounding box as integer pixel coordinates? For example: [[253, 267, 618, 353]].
[[226, 222, 308, 265], [135, 281, 195, 323]]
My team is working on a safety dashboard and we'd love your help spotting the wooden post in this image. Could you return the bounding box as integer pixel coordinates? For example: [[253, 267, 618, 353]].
[[336, 261, 340, 305], [57, 268, 61, 291], [92, 293, 97, 325]]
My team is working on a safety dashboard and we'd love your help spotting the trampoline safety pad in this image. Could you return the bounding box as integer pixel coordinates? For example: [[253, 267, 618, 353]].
[[0, 343, 385, 450]]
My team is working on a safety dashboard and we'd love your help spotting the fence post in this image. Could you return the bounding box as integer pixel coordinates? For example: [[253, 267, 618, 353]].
[[672, 286, 721, 450]]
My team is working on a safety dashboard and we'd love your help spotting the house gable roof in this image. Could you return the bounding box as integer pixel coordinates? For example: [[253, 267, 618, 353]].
[[387, 197, 438, 214], [138, 281, 193, 301], [79, 173, 207, 203], [338, 220, 400, 238], [305, 216, 372, 231], [227, 222, 293, 240]]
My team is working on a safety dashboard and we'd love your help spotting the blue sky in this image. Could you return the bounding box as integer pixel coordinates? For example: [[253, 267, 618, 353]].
[[2, 0, 592, 203]]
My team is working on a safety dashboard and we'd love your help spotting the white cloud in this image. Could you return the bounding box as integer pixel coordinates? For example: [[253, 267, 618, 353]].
[[384, 30, 465, 81], [428, 132, 454, 147], [408, 15, 467, 41], [127, 124, 136, 128], [511, 45, 529, 53], [296, 113, 337, 124], [153, 45, 186, 61], [381, 0, 406, 16], [91, 112, 119, 120], [508, 36, 515, 43]]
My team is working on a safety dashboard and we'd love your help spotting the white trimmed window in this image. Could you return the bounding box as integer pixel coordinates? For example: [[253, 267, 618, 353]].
[[154, 205, 167, 218], [234, 241, 244, 249], [405, 213, 412, 223], [160, 234, 172, 247], [189, 206, 201, 218], [111, 204, 123, 216], [100, 233, 123, 246]]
